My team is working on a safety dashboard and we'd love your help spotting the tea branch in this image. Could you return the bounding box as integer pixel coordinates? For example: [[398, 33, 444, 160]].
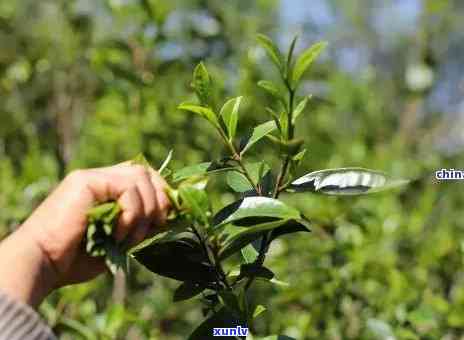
[[216, 126, 262, 195], [245, 47, 298, 291]]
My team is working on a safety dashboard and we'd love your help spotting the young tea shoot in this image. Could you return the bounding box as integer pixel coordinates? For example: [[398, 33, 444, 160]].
[[85, 35, 408, 339]]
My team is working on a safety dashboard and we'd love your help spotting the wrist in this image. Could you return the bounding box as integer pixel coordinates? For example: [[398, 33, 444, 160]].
[[0, 227, 58, 308]]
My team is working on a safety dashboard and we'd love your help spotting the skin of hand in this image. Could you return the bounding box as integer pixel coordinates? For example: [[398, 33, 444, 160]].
[[0, 162, 170, 308]]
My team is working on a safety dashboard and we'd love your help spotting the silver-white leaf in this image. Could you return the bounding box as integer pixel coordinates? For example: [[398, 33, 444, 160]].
[[290, 167, 408, 195]]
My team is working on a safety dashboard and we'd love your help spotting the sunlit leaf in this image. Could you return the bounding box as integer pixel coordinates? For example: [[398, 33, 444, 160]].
[[192, 62, 211, 106], [213, 197, 301, 228], [257, 80, 286, 106], [241, 244, 259, 264], [286, 35, 298, 77], [218, 219, 298, 260], [227, 171, 253, 193], [173, 162, 211, 182], [289, 167, 409, 195], [256, 34, 283, 71], [265, 107, 282, 132], [240, 121, 277, 155], [173, 162, 234, 182], [220, 97, 242, 140], [226, 162, 270, 193], [219, 218, 310, 261], [159, 150, 173, 176], [178, 103, 220, 129], [291, 41, 327, 87], [87, 202, 121, 225], [179, 186, 210, 225], [292, 149, 307, 162], [59, 317, 97, 340], [292, 96, 311, 123], [252, 305, 266, 319]]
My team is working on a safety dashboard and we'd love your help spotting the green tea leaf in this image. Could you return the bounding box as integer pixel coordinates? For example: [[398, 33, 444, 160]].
[[226, 162, 270, 193], [87, 202, 121, 225], [257, 34, 283, 71], [58, 317, 98, 340], [172, 162, 211, 182], [220, 96, 242, 140], [286, 35, 298, 77], [292, 96, 311, 123], [226, 170, 253, 193], [291, 41, 327, 87], [179, 186, 210, 225], [159, 150, 173, 176], [241, 244, 259, 264], [220, 219, 310, 261], [289, 167, 409, 195], [192, 62, 211, 106], [178, 103, 220, 129], [173, 282, 205, 302], [213, 197, 301, 228], [172, 160, 234, 183], [257, 80, 287, 106], [292, 148, 307, 162], [240, 121, 277, 155], [218, 219, 299, 260], [133, 238, 217, 284], [265, 107, 282, 132], [252, 305, 266, 319]]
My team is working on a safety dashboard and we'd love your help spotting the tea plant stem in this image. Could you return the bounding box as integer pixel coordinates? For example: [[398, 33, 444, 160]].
[[273, 83, 295, 198], [245, 84, 297, 292], [235, 160, 262, 195], [213, 252, 232, 290], [190, 224, 229, 289], [216, 127, 261, 195], [273, 160, 290, 198]]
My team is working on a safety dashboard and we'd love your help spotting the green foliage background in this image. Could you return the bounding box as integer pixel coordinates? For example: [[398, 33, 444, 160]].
[[1, 0, 464, 339]]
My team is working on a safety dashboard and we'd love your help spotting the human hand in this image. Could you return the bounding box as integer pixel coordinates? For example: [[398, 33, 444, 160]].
[[0, 162, 170, 307]]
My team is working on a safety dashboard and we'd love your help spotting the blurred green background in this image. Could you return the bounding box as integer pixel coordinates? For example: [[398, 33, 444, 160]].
[[1, 0, 464, 339]]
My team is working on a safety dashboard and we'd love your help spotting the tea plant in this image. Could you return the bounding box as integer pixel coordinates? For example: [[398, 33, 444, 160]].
[[85, 35, 407, 339]]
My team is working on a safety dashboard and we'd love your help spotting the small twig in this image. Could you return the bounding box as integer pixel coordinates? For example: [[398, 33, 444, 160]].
[[191, 225, 227, 289], [216, 127, 261, 195]]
